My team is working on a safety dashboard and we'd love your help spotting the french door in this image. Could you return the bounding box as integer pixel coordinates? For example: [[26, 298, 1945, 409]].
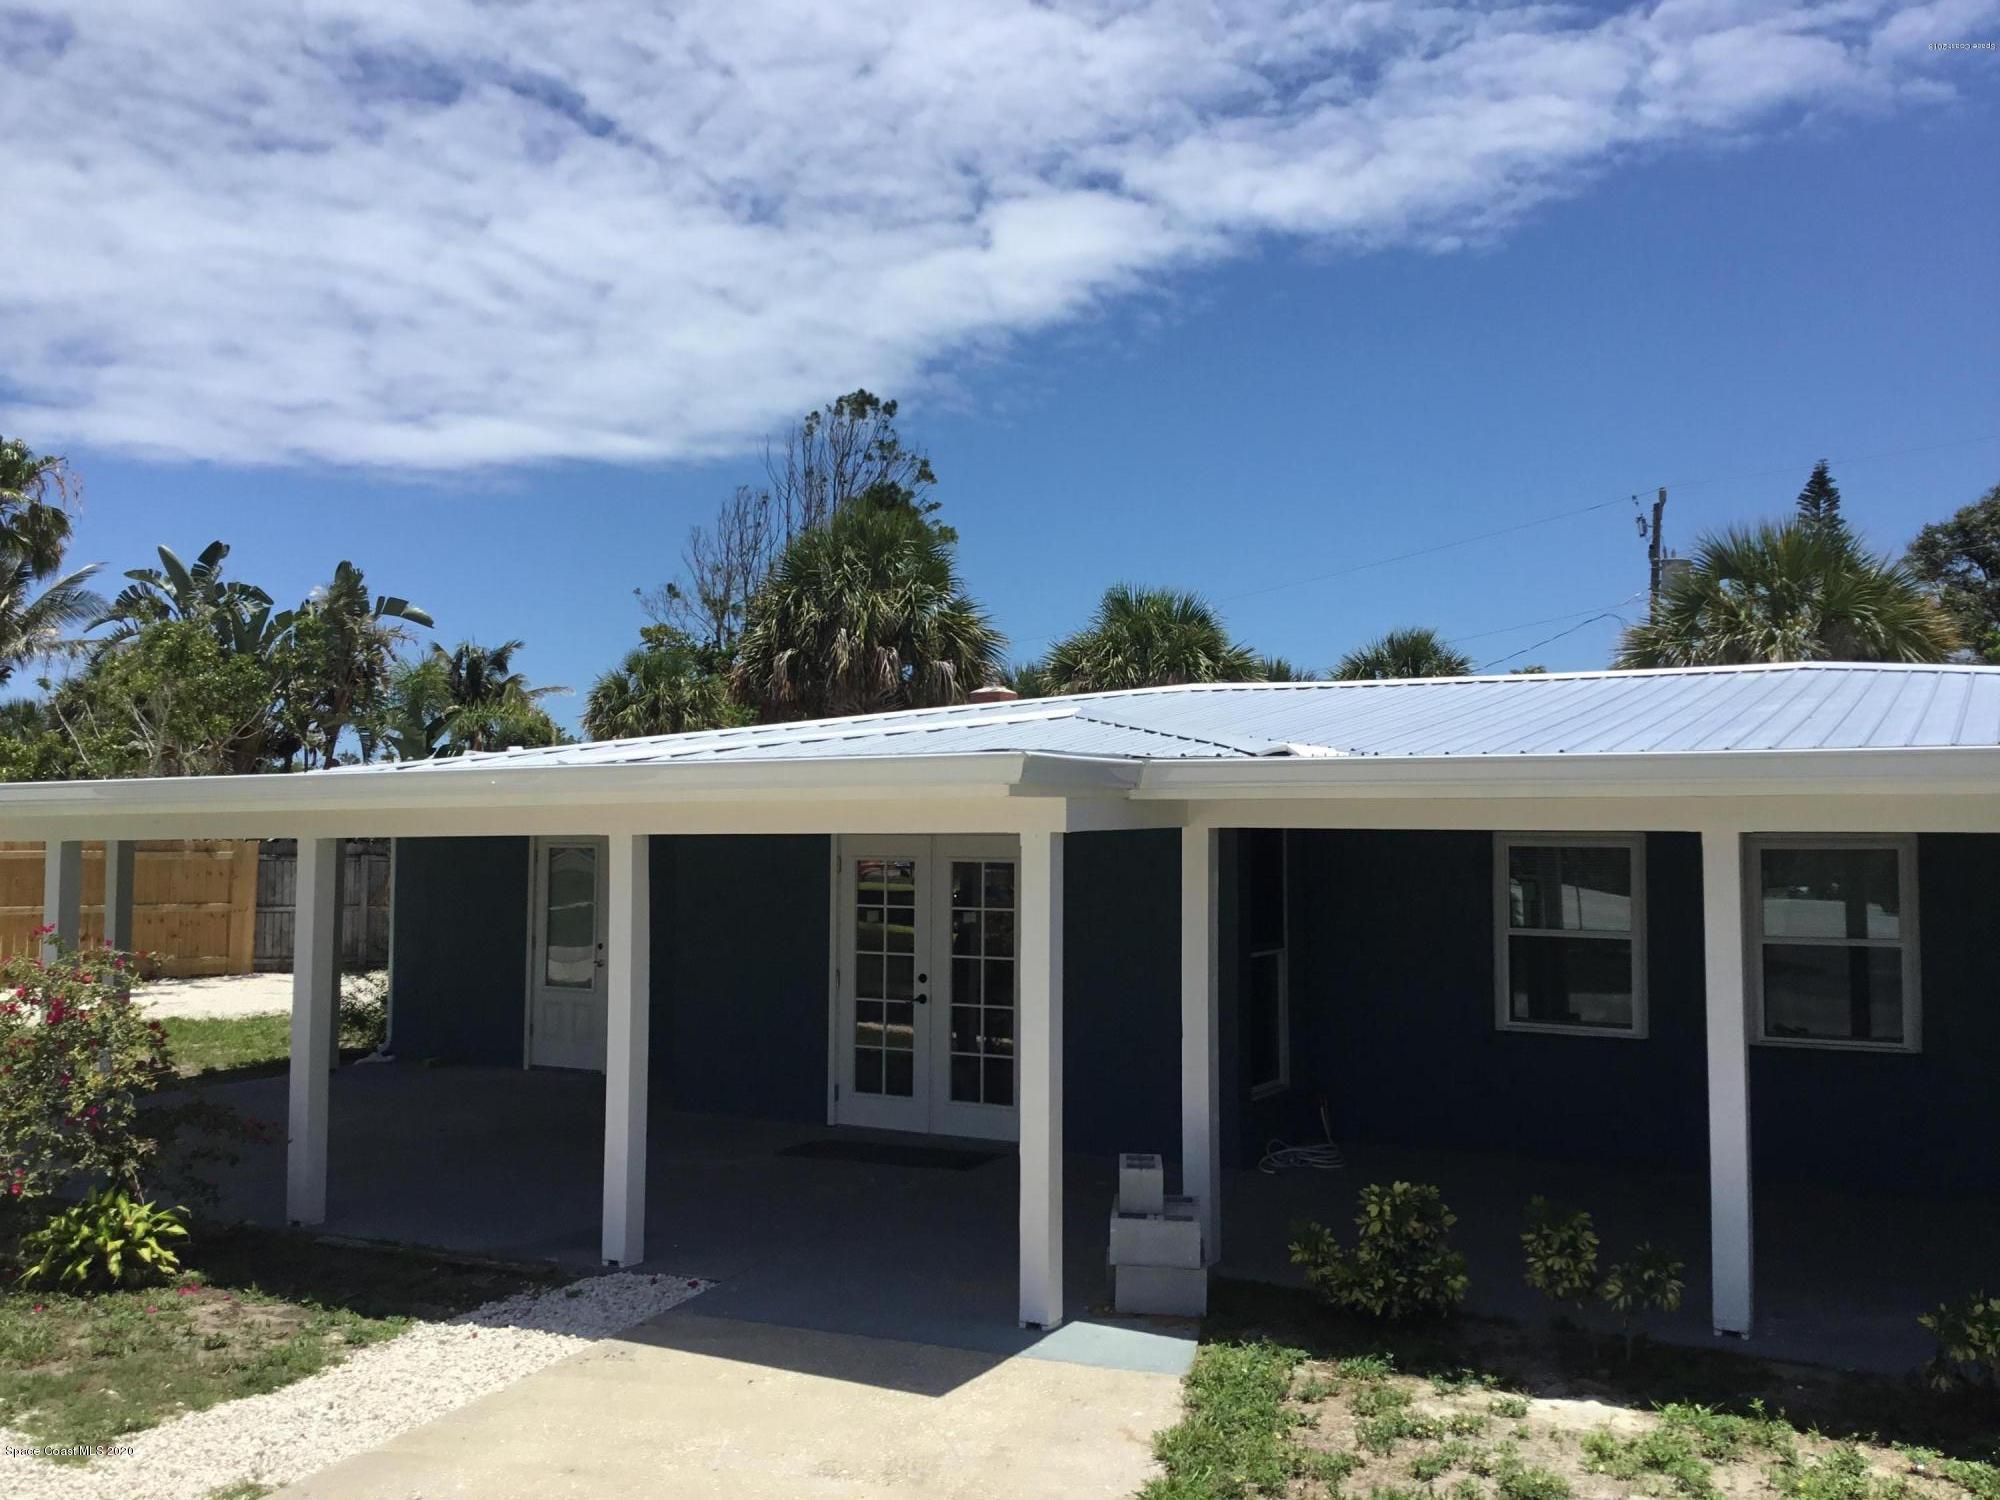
[[528, 836, 609, 1070], [833, 836, 1020, 1141]]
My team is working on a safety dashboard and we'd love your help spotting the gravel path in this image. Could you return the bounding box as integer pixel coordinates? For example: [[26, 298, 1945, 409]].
[[135, 971, 385, 1020], [1, 1270, 707, 1500]]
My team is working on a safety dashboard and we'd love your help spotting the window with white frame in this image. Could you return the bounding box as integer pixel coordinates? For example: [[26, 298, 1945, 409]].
[[1244, 829, 1289, 1097], [1495, 835, 1646, 1036], [1749, 836, 1920, 1050]]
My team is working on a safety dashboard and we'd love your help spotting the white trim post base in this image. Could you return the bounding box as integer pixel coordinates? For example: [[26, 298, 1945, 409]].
[[601, 832, 651, 1267], [1701, 827, 1754, 1337], [1181, 827, 1221, 1264], [288, 838, 339, 1226], [1018, 829, 1065, 1329], [41, 840, 83, 963], [103, 840, 136, 953]]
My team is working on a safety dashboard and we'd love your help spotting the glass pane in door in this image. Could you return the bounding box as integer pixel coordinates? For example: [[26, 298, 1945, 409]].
[[853, 858, 917, 1096], [542, 846, 598, 987], [947, 860, 1016, 1106]]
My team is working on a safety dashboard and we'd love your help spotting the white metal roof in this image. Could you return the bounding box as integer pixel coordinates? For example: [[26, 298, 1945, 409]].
[[346, 662, 2000, 773]]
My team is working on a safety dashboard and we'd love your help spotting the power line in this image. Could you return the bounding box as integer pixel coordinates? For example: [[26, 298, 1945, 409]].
[[1215, 430, 1998, 611], [1007, 429, 1999, 654], [1446, 593, 1646, 647], [1476, 598, 1644, 673]]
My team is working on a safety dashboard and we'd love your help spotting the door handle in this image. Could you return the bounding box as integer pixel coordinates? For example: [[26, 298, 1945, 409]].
[[914, 993, 929, 1006]]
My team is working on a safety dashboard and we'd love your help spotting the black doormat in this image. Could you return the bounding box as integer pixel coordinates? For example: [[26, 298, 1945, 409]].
[[778, 1139, 1004, 1171]]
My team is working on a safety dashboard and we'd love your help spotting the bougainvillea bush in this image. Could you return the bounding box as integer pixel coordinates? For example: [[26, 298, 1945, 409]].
[[0, 934, 172, 1211]]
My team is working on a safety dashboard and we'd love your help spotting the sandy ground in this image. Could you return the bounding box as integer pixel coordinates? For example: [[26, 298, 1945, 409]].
[[281, 1311, 1178, 1500], [137, 970, 384, 1020]]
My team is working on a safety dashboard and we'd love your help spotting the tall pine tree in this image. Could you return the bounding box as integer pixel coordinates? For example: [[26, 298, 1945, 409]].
[[1795, 459, 1849, 542]]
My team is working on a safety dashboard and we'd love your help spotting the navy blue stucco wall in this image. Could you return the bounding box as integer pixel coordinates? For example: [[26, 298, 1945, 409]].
[[1064, 830, 1183, 1159], [388, 829, 1182, 1149], [388, 836, 529, 1066], [1254, 830, 1998, 1192], [1271, 830, 1708, 1171], [1751, 834, 2000, 1192], [647, 835, 832, 1122]]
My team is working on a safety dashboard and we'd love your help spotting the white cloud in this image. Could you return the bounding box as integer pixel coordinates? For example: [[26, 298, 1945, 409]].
[[0, 0, 1986, 468]]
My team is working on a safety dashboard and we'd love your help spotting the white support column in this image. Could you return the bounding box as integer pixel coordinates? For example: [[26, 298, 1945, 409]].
[[1017, 828, 1065, 1329], [288, 838, 339, 1225], [1181, 827, 1222, 1265], [1701, 827, 1754, 1337], [40, 840, 83, 963], [601, 832, 651, 1266], [103, 840, 137, 953]]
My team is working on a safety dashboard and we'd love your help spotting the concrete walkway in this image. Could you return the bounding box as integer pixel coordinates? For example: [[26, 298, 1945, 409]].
[[280, 1311, 1180, 1499]]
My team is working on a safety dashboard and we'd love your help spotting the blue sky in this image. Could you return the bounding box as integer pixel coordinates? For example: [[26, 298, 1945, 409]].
[[8, 4, 1997, 730]]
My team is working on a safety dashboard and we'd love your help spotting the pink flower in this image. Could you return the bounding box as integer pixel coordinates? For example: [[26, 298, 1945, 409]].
[[7, 1182, 19, 1198], [147, 1306, 158, 1315], [31, 1303, 42, 1314]]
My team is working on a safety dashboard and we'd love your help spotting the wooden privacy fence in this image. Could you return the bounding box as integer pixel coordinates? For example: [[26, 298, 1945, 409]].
[[0, 840, 259, 976], [254, 840, 391, 973]]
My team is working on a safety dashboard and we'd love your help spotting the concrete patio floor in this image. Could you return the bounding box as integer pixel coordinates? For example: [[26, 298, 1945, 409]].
[[189, 1063, 1992, 1378]]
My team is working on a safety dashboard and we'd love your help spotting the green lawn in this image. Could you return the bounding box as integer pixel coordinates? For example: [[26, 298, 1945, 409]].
[[1141, 1281, 2000, 1500], [0, 1223, 558, 1452], [159, 1013, 293, 1077]]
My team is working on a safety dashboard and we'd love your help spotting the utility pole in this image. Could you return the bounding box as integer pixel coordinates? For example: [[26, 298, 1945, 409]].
[[1644, 486, 1668, 612]]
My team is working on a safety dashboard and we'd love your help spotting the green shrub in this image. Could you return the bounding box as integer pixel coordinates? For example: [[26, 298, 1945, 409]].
[[1917, 1291, 2000, 1392], [1289, 1182, 1469, 1321], [1599, 1242, 1685, 1355], [18, 1186, 189, 1289], [339, 971, 389, 1054], [1521, 1197, 1599, 1305], [0, 940, 171, 1207], [1491, 1394, 1530, 1419]]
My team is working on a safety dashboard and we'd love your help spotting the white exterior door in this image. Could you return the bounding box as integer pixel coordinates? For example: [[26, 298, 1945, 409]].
[[833, 836, 1019, 1141], [529, 837, 609, 1070]]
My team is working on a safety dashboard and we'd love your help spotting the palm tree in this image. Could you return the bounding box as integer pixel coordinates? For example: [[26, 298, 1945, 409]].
[[1333, 626, 1474, 681], [425, 640, 566, 753], [291, 560, 434, 765], [0, 552, 102, 685], [733, 504, 1003, 721], [1617, 521, 1958, 668], [585, 633, 742, 739], [1041, 585, 1259, 693], [1255, 655, 1319, 682], [0, 438, 78, 576]]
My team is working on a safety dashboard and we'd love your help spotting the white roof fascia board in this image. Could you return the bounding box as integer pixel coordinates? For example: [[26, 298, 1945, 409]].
[[1133, 745, 2000, 800]]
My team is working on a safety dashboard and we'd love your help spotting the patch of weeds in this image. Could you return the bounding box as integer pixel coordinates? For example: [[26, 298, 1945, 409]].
[[1660, 1399, 1796, 1460], [1431, 1367, 1492, 1396], [1582, 1424, 1717, 1499], [1305, 1449, 1363, 1485], [1358, 1410, 1444, 1455], [1350, 1382, 1414, 1418], [1445, 1481, 1486, 1500], [1296, 1372, 1338, 1403], [1898, 1447, 2000, 1500], [1772, 1444, 1914, 1500], [205, 1483, 275, 1500], [1143, 1340, 1304, 1499], [1494, 1448, 1574, 1500], [1412, 1439, 1479, 1481], [1444, 1411, 1492, 1438], [1338, 1353, 1396, 1380], [1491, 1394, 1531, 1420]]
